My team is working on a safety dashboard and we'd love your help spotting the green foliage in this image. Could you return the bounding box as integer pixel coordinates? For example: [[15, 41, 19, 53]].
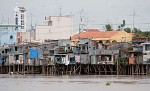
[[124, 27, 131, 33], [133, 28, 150, 38], [142, 31, 150, 38], [116, 56, 128, 65], [133, 28, 142, 34], [123, 20, 125, 27], [105, 24, 113, 31], [128, 46, 133, 51], [133, 28, 143, 38], [118, 20, 126, 30]]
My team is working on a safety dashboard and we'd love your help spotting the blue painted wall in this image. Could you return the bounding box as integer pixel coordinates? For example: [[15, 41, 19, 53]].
[[0, 26, 21, 46]]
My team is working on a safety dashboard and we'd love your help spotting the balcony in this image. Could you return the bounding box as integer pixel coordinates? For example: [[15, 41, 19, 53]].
[[132, 38, 150, 43], [100, 49, 119, 55], [98, 61, 114, 64]]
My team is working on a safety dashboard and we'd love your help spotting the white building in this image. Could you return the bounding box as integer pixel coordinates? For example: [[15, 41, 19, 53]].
[[35, 16, 73, 42], [13, 3, 26, 32], [142, 42, 150, 64]]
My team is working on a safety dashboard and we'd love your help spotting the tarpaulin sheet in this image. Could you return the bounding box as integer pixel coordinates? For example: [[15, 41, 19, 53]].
[[0, 57, 4, 64], [30, 48, 38, 58]]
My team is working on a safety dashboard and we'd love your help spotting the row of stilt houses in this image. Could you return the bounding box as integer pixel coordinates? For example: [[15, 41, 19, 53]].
[[0, 38, 150, 75]]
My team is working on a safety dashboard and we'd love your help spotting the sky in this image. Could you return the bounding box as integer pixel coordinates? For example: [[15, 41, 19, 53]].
[[0, 0, 150, 33]]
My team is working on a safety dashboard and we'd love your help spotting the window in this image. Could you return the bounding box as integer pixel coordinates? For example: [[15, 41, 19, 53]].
[[21, 14, 24, 19], [48, 21, 52, 26], [21, 20, 24, 25], [145, 45, 150, 51], [82, 46, 85, 50], [15, 18, 18, 25], [15, 55, 19, 60], [21, 26, 24, 29], [15, 47, 18, 51], [10, 35, 13, 39], [93, 46, 96, 50], [15, 27, 18, 30]]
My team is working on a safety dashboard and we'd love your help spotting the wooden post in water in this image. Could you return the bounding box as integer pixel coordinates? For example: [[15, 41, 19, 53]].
[[131, 65, 133, 75]]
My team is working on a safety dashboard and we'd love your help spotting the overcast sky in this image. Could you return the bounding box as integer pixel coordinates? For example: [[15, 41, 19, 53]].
[[0, 0, 150, 33]]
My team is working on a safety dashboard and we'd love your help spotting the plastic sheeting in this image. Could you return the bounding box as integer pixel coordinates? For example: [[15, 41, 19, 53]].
[[75, 55, 80, 63], [0, 57, 4, 64], [30, 48, 38, 58]]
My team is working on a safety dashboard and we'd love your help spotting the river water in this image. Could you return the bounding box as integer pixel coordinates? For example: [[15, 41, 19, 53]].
[[0, 75, 150, 91]]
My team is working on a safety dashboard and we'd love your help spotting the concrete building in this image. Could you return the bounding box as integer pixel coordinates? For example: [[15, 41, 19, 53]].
[[0, 4, 26, 47], [35, 16, 73, 43], [17, 32, 30, 43], [13, 3, 26, 32], [0, 25, 21, 47], [142, 42, 150, 64]]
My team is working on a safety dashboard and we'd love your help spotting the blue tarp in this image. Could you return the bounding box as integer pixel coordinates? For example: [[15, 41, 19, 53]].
[[0, 57, 4, 64], [30, 48, 38, 58]]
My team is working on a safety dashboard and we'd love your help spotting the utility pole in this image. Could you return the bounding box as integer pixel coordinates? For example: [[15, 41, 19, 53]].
[[78, 9, 84, 40], [59, 5, 62, 16], [132, 11, 135, 32], [117, 57, 119, 75], [30, 13, 32, 43]]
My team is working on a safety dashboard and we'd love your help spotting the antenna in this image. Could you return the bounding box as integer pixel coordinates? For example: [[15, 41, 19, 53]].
[[54, 0, 62, 16], [78, 9, 84, 40], [30, 13, 33, 42], [59, 5, 62, 16]]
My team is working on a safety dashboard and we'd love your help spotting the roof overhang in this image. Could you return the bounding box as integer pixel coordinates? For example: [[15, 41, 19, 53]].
[[92, 38, 110, 41]]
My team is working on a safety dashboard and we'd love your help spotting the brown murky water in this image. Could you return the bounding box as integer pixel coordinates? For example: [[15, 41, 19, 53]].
[[0, 75, 150, 91]]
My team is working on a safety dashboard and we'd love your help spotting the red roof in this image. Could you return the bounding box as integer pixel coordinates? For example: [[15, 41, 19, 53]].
[[72, 29, 121, 39]]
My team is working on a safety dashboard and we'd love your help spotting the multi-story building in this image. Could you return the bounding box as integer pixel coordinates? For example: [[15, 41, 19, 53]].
[[0, 4, 26, 46], [132, 37, 150, 52], [35, 16, 73, 43], [0, 25, 21, 47], [142, 42, 150, 64], [13, 3, 26, 32]]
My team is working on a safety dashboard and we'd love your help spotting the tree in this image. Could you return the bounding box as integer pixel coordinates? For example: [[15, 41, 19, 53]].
[[133, 28, 143, 37], [133, 28, 142, 33], [121, 20, 125, 27], [142, 31, 150, 38], [116, 56, 128, 65], [118, 20, 126, 30], [105, 24, 113, 31], [132, 28, 150, 38], [124, 27, 131, 33]]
